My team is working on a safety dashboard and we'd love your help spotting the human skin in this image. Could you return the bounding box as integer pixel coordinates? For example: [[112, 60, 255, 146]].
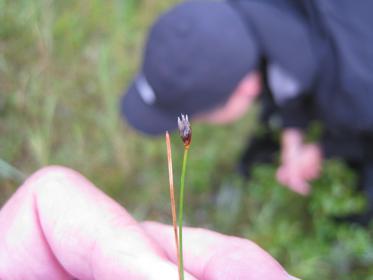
[[0, 166, 296, 280], [194, 72, 261, 124], [277, 129, 323, 195]]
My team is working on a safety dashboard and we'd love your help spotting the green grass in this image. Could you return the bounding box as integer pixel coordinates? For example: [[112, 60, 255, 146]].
[[1, 1, 373, 279]]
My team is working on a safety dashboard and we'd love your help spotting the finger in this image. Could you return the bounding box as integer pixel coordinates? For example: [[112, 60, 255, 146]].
[[0, 168, 71, 279], [302, 165, 320, 181], [142, 222, 293, 280], [301, 145, 322, 180], [0, 166, 196, 280], [277, 166, 310, 195], [301, 164, 320, 182], [288, 177, 310, 196]]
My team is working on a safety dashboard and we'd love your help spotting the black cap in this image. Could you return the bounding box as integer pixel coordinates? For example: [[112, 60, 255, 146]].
[[121, 0, 258, 135]]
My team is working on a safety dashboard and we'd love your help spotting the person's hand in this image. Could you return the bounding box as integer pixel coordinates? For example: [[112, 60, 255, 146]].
[[0, 166, 299, 280], [277, 129, 323, 195]]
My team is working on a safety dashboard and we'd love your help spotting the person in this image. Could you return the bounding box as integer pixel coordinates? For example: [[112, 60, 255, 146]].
[[121, 0, 373, 225], [0, 166, 300, 280]]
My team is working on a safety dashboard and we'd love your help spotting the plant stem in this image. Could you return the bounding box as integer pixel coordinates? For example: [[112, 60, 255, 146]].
[[178, 146, 189, 280], [165, 132, 181, 280]]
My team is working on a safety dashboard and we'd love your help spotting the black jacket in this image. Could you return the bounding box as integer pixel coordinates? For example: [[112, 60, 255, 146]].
[[230, 0, 373, 134]]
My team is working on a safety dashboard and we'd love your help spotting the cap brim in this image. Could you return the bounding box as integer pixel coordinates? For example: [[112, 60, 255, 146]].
[[121, 78, 179, 136]]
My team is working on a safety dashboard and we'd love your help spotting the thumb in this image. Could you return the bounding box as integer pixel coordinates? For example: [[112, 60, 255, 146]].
[[277, 165, 310, 196], [142, 222, 295, 280], [287, 175, 311, 196]]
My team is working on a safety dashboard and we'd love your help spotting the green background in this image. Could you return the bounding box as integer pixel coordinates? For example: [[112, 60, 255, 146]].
[[1, 1, 372, 279]]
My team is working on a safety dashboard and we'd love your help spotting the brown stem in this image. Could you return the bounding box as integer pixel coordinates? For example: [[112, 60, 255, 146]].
[[165, 131, 181, 280]]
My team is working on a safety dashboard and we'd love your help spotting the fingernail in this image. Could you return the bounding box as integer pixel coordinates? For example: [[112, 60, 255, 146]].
[[288, 275, 301, 280]]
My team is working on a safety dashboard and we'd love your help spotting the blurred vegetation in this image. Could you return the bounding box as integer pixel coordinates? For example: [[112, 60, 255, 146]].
[[0, 0, 372, 279]]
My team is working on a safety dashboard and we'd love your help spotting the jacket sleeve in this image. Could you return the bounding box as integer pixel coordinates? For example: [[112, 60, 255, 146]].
[[278, 93, 315, 130]]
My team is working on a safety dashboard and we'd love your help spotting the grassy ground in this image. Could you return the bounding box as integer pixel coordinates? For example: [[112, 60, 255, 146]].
[[1, 1, 373, 279]]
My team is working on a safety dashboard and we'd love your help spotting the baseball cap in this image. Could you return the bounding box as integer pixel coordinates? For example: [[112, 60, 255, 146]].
[[121, 0, 259, 135]]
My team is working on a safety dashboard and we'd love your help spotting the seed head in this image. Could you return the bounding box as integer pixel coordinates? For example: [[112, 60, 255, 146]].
[[177, 114, 192, 148]]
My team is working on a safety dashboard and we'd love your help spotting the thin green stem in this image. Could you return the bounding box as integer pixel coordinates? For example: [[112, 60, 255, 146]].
[[178, 147, 189, 280]]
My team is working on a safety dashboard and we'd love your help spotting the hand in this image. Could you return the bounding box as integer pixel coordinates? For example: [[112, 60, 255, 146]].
[[277, 129, 323, 195], [0, 166, 297, 280]]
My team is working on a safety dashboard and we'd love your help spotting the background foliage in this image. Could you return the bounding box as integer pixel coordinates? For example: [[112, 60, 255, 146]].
[[1, 1, 372, 279]]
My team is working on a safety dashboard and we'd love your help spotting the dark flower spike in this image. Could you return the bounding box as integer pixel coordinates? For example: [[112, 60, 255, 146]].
[[177, 114, 192, 148], [176, 114, 192, 280]]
